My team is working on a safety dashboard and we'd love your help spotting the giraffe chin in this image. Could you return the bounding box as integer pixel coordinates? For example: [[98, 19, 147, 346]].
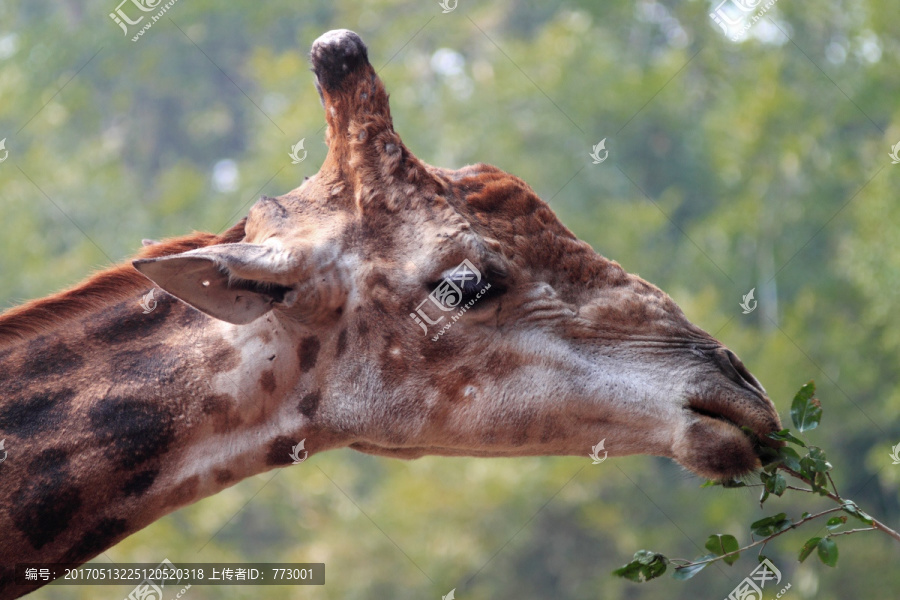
[[672, 415, 762, 481]]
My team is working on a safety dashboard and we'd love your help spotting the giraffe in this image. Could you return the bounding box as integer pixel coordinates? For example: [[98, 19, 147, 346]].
[[0, 29, 781, 598]]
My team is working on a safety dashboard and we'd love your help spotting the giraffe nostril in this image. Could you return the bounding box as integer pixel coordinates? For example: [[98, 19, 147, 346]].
[[713, 348, 767, 399]]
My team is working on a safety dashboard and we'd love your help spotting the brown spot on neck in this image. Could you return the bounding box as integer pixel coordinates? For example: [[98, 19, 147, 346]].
[[11, 449, 81, 550], [15, 338, 84, 381], [122, 468, 160, 497], [201, 394, 243, 434], [207, 341, 242, 372], [335, 328, 348, 357], [266, 436, 299, 466], [89, 396, 177, 469], [214, 469, 235, 484], [259, 370, 277, 394], [0, 388, 75, 436], [163, 475, 200, 510], [297, 390, 321, 418], [62, 518, 129, 564], [85, 296, 177, 345], [297, 336, 321, 373]]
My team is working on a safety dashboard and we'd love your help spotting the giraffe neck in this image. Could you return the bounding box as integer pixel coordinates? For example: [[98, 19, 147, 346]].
[[0, 288, 327, 597]]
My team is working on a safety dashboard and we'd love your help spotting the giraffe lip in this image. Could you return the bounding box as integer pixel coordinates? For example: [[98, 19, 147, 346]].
[[686, 404, 738, 426], [685, 404, 782, 450]]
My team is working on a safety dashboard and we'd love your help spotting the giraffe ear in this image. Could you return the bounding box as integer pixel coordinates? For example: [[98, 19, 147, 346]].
[[133, 243, 300, 325]]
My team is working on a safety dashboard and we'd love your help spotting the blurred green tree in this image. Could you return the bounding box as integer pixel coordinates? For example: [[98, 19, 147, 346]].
[[0, 1, 897, 598]]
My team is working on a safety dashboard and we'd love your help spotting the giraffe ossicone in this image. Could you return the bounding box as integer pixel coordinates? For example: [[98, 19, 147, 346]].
[[0, 28, 781, 598]]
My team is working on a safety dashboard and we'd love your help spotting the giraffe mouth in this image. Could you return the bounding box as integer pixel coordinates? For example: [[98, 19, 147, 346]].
[[668, 400, 782, 480], [686, 403, 781, 445], [686, 405, 744, 431], [684, 347, 783, 456]]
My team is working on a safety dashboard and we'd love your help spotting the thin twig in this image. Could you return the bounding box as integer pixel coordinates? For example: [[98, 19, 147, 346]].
[[671, 507, 844, 569], [870, 520, 900, 543], [647, 438, 900, 577], [779, 466, 900, 544], [829, 527, 876, 537], [745, 483, 815, 494]]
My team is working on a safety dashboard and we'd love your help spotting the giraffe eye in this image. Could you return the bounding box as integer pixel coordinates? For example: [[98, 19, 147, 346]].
[[427, 264, 507, 308]]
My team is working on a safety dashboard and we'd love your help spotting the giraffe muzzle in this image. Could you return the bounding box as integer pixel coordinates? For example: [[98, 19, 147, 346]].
[[712, 347, 768, 400], [687, 346, 782, 450]]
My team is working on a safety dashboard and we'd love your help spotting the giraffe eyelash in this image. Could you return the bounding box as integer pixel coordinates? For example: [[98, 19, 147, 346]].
[[426, 267, 508, 307]]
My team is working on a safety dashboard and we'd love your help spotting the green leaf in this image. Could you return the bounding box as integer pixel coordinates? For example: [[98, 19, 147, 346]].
[[767, 429, 807, 447], [807, 446, 832, 472], [841, 500, 875, 525], [801, 511, 811, 520], [758, 472, 773, 504], [800, 447, 832, 485], [826, 516, 847, 530], [765, 473, 787, 497], [612, 560, 646, 582], [775, 517, 793, 533], [750, 513, 781, 532], [797, 456, 814, 479], [704, 534, 740, 565], [636, 550, 662, 565], [720, 479, 747, 488], [799, 537, 821, 562], [791, 381, 821, 432], [701, 478, 745, 489], [672, 554, 717, 580], [775, 446, 802, 471], [750, 513, 792, 537], [613, 551, 668, 582], [817, 537, 838, 567]]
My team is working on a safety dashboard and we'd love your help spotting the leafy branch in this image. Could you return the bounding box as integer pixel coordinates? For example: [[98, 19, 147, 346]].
[[613, 381, 900, 583]]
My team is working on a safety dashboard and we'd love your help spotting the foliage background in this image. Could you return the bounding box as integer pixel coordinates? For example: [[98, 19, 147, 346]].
[[1, 0, 898, 598]]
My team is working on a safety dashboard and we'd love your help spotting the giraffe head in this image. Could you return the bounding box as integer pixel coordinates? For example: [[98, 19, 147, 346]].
[[135, 30, 781, 481]]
